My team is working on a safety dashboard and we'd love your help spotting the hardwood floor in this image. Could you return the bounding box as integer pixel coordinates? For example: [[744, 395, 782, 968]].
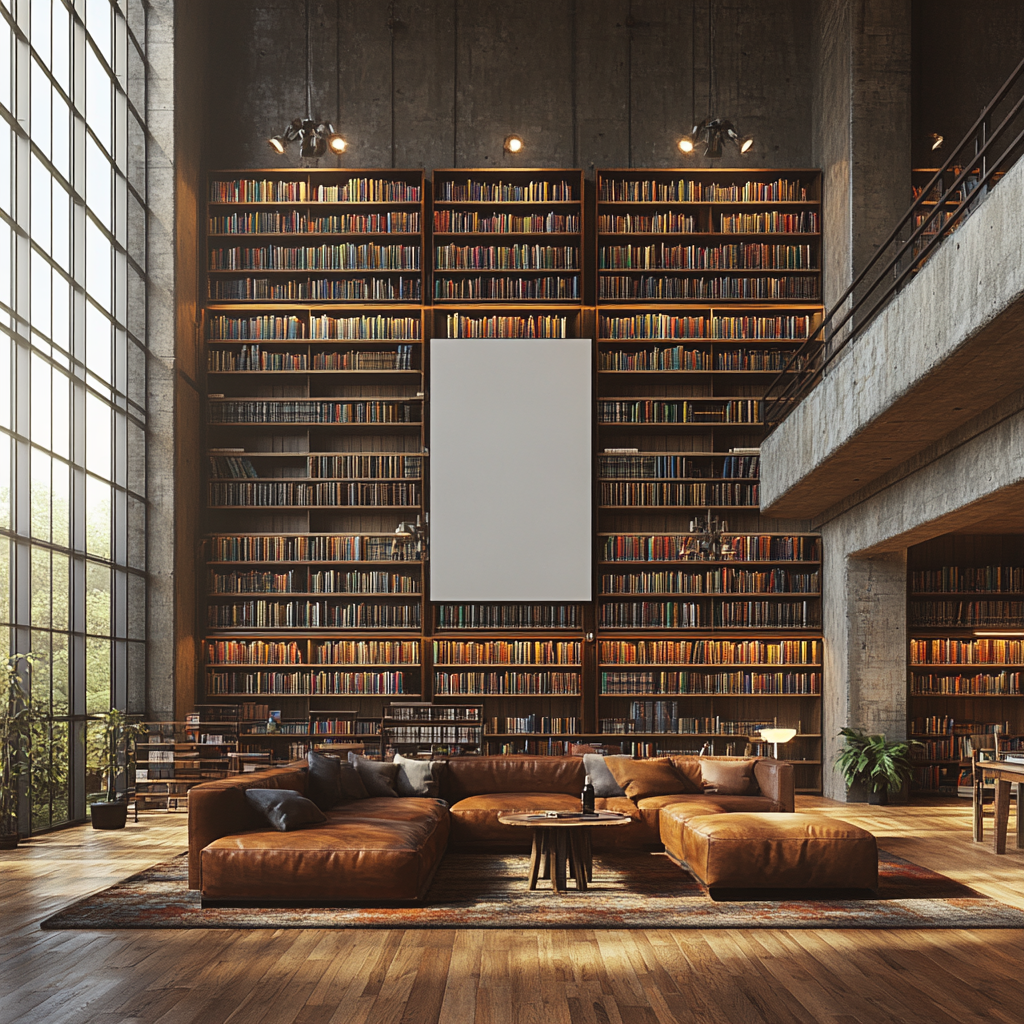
[[1, 797, 1022, 1024]]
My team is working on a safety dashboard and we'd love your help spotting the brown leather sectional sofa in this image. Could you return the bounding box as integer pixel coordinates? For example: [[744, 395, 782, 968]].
[[188, 754, 794, 904]]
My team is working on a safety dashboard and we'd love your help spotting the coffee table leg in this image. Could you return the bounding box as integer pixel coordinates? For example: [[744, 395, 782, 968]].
[[553, 831, 567, 892], [570, 831, 588, 891], [540, 830, 551, 879], [528, 830, 543, 890], [583, 829, 593, 882]]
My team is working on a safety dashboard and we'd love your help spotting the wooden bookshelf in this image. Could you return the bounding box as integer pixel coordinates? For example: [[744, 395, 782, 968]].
[[592, 169, 824, 791], [202, 170, 427, 731], [907, 533, 1024, 796], [197, 166, 824, 787]]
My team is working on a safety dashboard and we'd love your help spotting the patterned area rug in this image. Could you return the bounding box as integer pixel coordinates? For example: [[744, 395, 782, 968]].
[[40, 850, 1024, 930]]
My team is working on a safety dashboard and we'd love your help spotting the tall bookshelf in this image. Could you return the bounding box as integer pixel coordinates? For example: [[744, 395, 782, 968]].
[[592, 169, 824, 791], [428, 168, 588, 755], [203, 170, 427, 749], [907, 533, 1024, 796]]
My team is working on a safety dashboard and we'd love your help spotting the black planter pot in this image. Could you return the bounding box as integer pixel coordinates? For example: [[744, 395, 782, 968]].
[[867, 789, 890, 806], [0, 832, 18, 850], [91, 800, 129, 830]]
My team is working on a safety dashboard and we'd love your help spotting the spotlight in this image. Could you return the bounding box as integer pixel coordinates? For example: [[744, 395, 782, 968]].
[[678, 136, 695, 155], [268, 118, 347, 159], [503, 134, 524, 154], [685, 117, 751, 159], [928, 132, 944, 151]]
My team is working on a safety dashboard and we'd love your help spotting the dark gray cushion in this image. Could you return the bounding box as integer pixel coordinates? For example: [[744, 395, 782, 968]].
[[583, 753, 626, 797], [244, 788, 327, 831], [393, 753, 444, 797], [306, 750, 342, 810], [348, 752, 399, 797], [337, 760, 370, 801]]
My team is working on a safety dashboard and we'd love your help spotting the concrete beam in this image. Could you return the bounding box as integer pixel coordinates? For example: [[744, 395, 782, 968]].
[[762, 153, 1024, 519]]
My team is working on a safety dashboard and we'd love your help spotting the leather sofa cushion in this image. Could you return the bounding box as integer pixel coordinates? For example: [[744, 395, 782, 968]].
[[592, 796, 659, 847], [201, 798, 449, 902], [699, 757, 757, 795], [680, 812, 879, 890], [606, 757, 699, 801], [656, 796, 775, 861], [449, 792, 580, 846], [443, 756, 585, 803], [667, 757, 705, 791]]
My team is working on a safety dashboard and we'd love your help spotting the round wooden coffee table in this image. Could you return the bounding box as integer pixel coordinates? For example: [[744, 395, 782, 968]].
[[497, 811, 632, 892]]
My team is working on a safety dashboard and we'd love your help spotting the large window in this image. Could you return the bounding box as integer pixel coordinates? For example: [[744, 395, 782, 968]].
[[0, 0, 147, 831]]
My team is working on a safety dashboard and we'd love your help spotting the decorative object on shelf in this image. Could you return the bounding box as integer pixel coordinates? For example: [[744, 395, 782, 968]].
[[1, 653, 69, 849], [677, 0, 753, 159], [503, 134, 524, 154], [266, 0, 346, 158], [835, 727, 921, 805], [680, 509, 734, 561], [91, 707, 148, 830], [394, 518, 426, 559]]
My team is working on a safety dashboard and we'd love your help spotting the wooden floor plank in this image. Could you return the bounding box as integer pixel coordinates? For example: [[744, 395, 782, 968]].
[[3, 798, 1024, 1024]]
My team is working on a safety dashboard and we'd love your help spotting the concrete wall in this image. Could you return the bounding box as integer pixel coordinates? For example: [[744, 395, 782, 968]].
[[147, 0, 208, 721], [203, 0, 816, 174], [912, 0, 1024, 169]]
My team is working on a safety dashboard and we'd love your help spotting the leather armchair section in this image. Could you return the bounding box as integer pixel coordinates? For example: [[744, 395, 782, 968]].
[[187, 766, 309, 889], [753, 758, 795, 811]]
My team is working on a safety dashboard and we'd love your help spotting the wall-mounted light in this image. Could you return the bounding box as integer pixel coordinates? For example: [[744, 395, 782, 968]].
[[678, 136, 695, 154], [503, 134, 524, 154], [927, 132, 944, 151]]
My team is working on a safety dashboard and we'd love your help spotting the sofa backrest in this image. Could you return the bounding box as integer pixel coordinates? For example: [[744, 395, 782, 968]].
[[187, 765, 307, 890], [440, 754, 586, 803]]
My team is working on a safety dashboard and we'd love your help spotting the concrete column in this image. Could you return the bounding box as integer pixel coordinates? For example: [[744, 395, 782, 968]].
[[814, 0, 912, 310], [821, 535, 907, 799]]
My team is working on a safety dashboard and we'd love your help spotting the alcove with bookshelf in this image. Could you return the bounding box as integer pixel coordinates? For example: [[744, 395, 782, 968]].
[[907, 533, 1024, 796], [592, 169, 824, 792], [202, 170, 428, 745]]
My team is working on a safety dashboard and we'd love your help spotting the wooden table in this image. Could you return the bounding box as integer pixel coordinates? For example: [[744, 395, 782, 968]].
[[498, 811, 632, 892], [974, 760, 1024, 854]]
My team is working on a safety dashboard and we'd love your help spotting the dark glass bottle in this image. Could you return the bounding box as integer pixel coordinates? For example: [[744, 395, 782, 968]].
[[581, 774, 596, 814]]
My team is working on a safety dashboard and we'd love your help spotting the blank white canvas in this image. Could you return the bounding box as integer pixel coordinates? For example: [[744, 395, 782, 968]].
[[429, 338, 592, 601]]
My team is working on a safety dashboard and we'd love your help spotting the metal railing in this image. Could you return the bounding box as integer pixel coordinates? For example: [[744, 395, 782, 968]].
[[764, 55, 1024, 430]]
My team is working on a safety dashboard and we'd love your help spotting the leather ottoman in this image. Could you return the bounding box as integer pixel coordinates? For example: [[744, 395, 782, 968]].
[[668, 811, 878, 890]]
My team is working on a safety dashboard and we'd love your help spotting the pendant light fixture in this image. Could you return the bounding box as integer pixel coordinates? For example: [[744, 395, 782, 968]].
[[678, 0, 753, 159], [267, 0, 347, 158]]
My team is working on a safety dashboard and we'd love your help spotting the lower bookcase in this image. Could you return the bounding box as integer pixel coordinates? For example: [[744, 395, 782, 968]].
[[906, 533, 1024, 796]]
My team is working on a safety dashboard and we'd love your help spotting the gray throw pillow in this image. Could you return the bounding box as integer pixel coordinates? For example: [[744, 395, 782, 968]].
[[337, 760, 370, 801], [583, 753, 627, 797], [348, 752, 400, 797], [244, 788, 327, 831], [393, 752, 444, 797], [306, 750, 343, 810]]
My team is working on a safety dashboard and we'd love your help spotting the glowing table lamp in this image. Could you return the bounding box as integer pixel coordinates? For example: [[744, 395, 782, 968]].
[[759, 727, 797, 760]]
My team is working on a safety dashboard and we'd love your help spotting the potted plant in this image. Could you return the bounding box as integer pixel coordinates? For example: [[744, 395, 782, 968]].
[[835, 727, 920, 805], [1, 654, 69, 848], [91, 708, 148, 830]]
